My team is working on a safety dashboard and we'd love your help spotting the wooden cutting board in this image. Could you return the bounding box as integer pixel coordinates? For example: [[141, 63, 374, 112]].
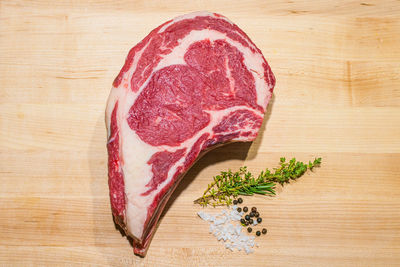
[[1, 1, 399, 266]]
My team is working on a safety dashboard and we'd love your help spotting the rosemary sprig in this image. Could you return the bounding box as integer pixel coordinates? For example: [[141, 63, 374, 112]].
[[194, 157, 322, 207]]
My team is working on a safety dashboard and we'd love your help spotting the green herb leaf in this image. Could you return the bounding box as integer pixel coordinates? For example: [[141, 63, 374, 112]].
[[193, 157, 322, 206]]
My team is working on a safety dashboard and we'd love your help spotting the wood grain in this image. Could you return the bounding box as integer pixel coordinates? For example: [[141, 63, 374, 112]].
[[1, 0, 400, 266]]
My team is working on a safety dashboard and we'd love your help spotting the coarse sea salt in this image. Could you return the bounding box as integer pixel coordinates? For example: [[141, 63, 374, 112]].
[[197, 206, 257, 254]]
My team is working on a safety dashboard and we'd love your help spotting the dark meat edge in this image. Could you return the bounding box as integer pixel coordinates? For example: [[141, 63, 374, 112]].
[[112, 140, 245, 256]]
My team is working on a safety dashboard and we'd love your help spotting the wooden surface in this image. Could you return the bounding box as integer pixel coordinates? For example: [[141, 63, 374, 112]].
[[1, 0, 400, 266]]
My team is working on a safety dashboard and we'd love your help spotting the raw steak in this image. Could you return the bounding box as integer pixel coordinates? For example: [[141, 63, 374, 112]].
[[105, 11, 275, 256]]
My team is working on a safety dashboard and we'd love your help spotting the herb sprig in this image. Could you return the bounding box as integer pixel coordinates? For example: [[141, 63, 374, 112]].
[[194, 157, 322, 207]]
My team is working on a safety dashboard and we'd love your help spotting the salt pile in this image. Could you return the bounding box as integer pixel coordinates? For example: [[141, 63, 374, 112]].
[[197, 205, 258, 254]]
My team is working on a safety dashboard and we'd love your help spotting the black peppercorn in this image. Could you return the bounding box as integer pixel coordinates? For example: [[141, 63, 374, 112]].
[[233, 200, 238, 205], [256, 231, 261, 236], [247, 227, 252, 233], [249, 219, 253, 224], [249, 212, 255, 217], [240, 218, 245, 224], [243, 207, 248, 212], [255, 212, 259, 218], [245, 215, 250, 221], [237, 207, 242, 212], [251, 207, 257, 213], [237, 198, 243, 204], [245, 221, 249, 226], [262, 228, 267, 234], [257, 217, 262, 223]]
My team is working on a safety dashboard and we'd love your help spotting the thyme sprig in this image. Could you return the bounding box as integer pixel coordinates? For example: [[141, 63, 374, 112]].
[[194, 157, 322, 207]]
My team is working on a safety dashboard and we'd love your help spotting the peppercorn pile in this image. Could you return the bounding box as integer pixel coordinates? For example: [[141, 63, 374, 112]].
[[233, 198, 267, 237]]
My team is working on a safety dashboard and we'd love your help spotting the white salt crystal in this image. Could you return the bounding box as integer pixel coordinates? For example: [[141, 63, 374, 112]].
[[244, 245, 252, 254], [235, 225, 241, 235], [197, 211, 206, 220], [209, 224, 215, 233], [249, 241, 254, 248], [217, 234, 223, 241], [233, 214, 242, 221], [214, 219, 224, 225], [245, 247, 254, 254]]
